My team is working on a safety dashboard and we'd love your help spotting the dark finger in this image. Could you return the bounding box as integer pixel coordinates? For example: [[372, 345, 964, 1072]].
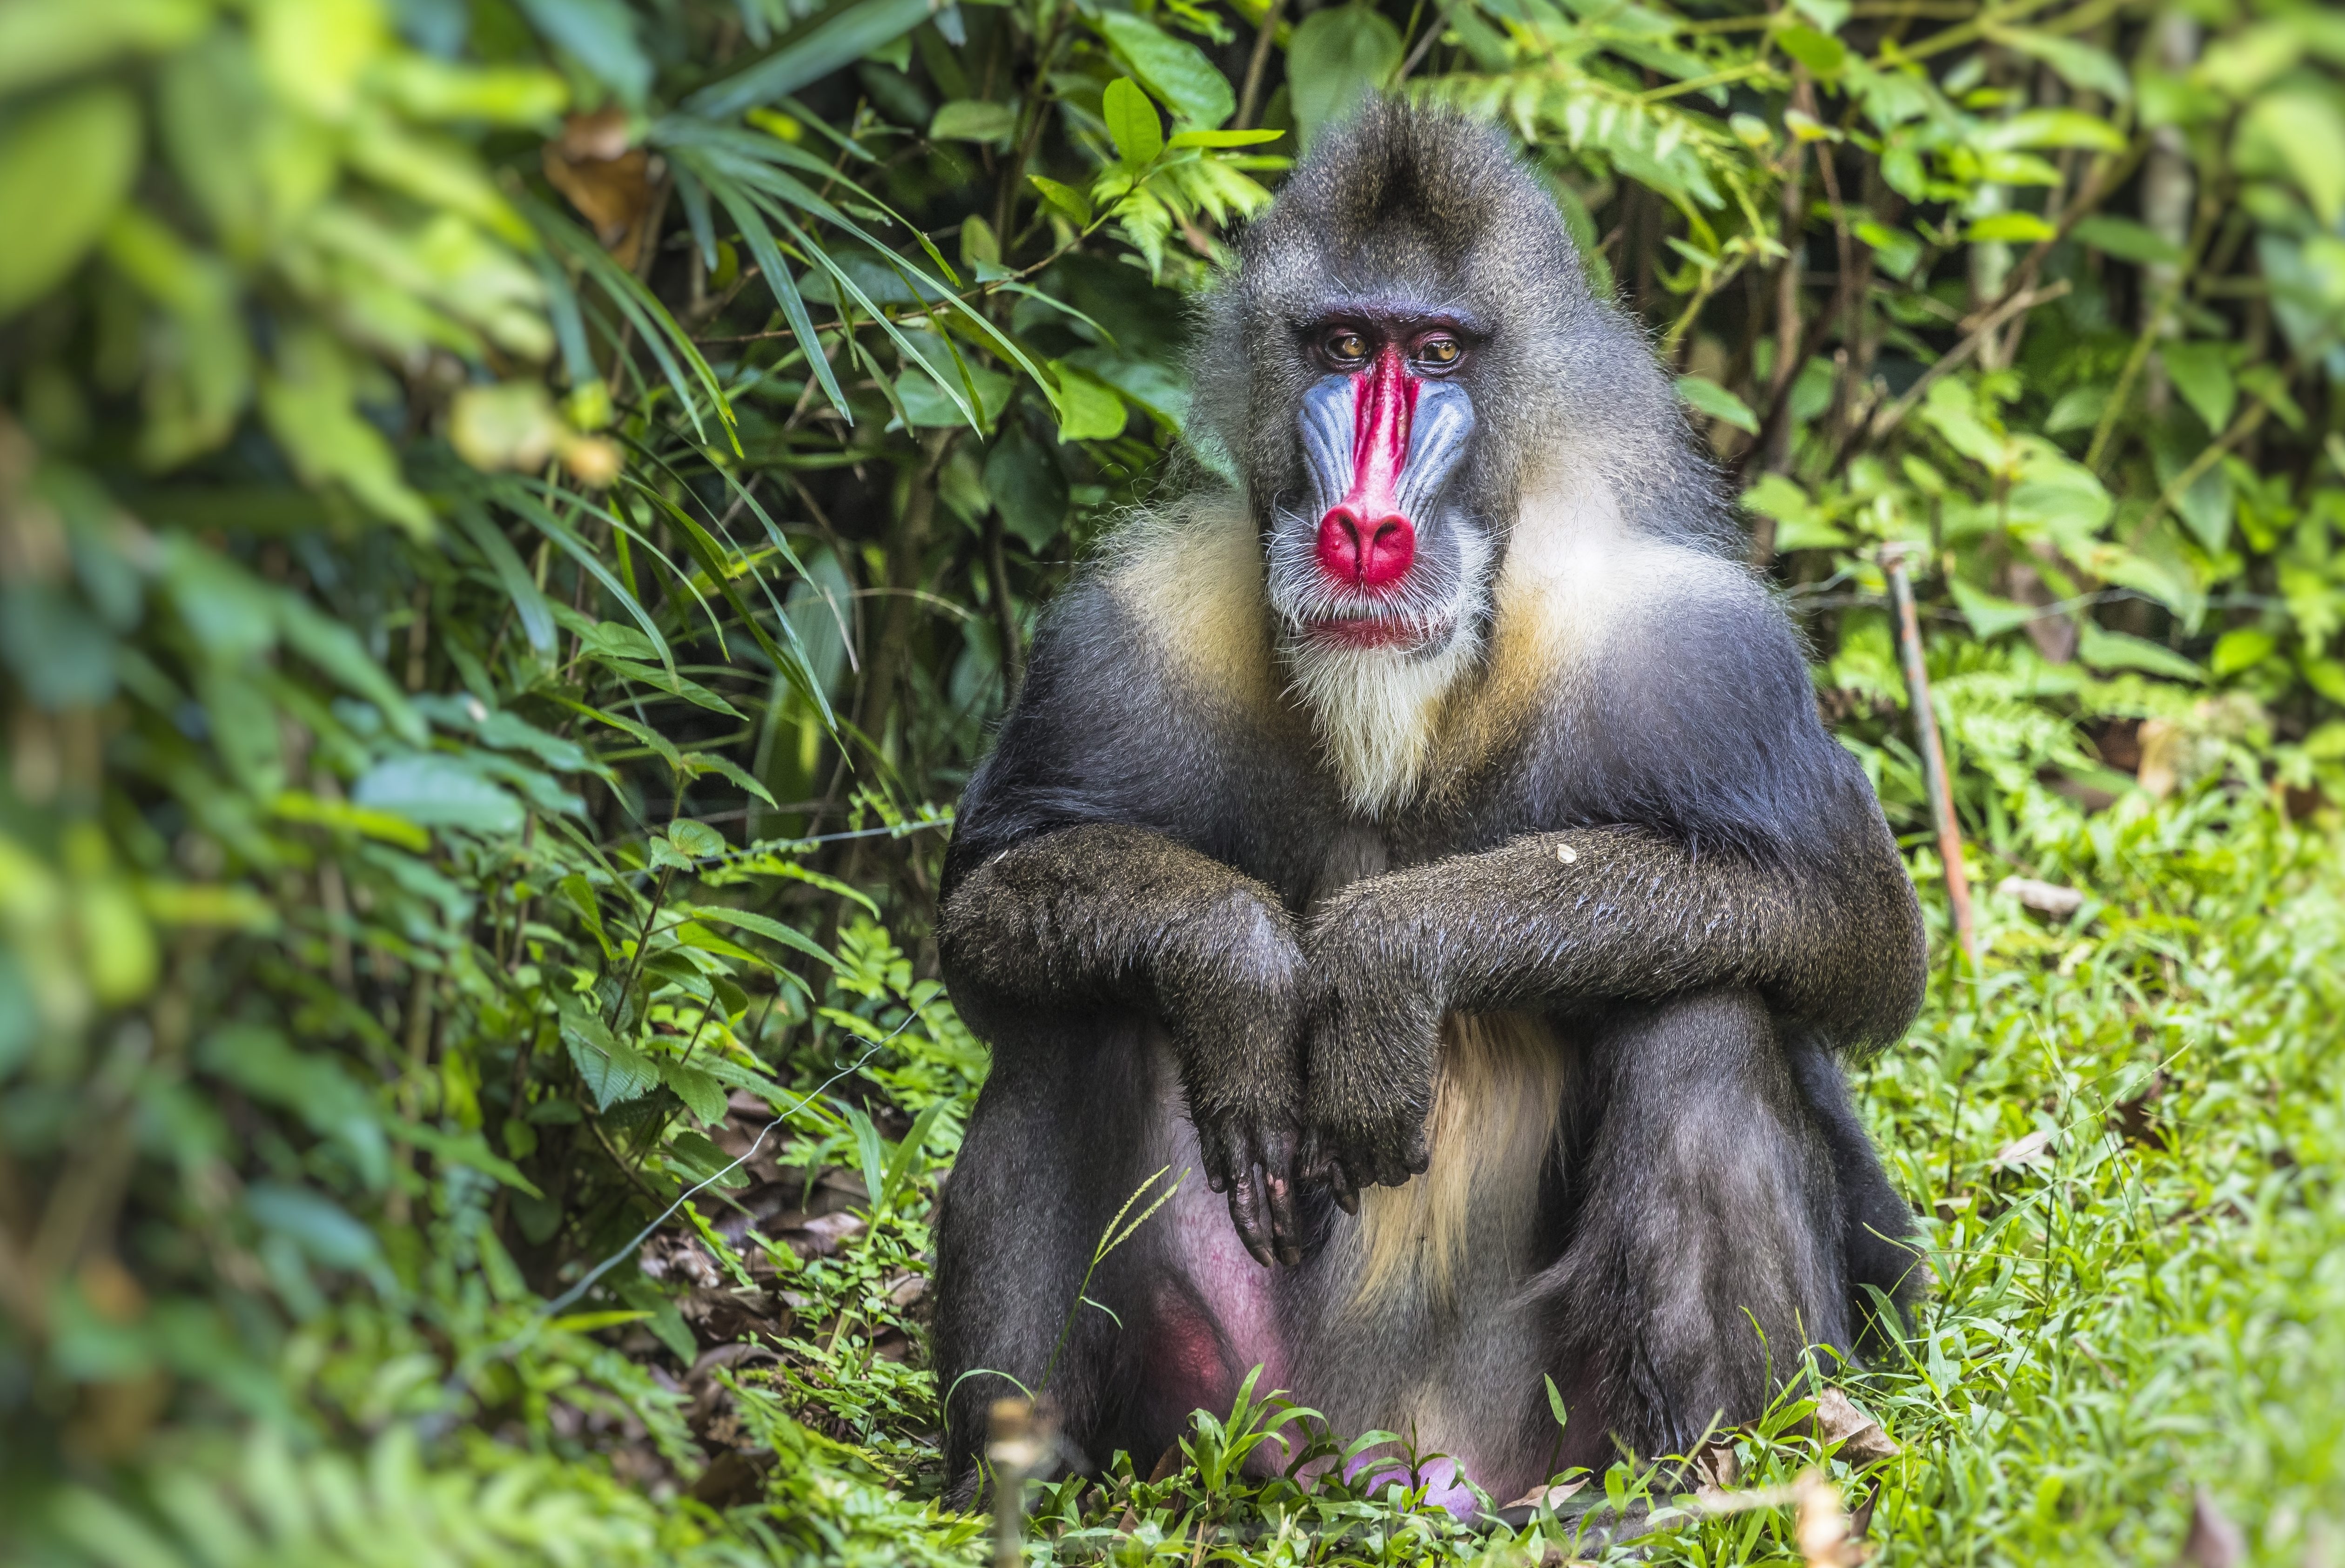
[[1227, 1168, 1276, 1268], [1198, 1127, 1232, 1193], [1330, 1160, 1361, 1215], [1264, 1161, 1300, 1267]]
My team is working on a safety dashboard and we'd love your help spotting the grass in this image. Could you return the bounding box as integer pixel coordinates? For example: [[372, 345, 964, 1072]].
[[719, 781, 2345, 1565], [41, 787, 2341, 1568]]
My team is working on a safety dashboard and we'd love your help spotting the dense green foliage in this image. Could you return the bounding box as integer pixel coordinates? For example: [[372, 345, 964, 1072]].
[[1, 0, 2341, 1560]]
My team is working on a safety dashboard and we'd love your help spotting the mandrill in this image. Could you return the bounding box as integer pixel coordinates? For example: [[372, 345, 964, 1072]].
[[928, 99, 1926, 1516]]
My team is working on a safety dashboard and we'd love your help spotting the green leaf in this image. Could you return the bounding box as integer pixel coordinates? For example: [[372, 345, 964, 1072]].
[[0, 0, 207, 99], [402, 1124, 544, 1197], [2308, 658, 2345, 707], [2239, 89, 2345, 226], [688, 0, 935, 118], [660, 1060, 731, 1124], [680, 905, 843, 971], [1988, 29, 2130, 103], [271, 791, 431, 852], [1051, 363, 1129, 442], [259, 328, 437, 539], [2211, 626, 2277, 677], [1102, 77, 1164, 168], [680, 751, 778, 808], [2077, 624, 2204, 682], [1028, 175, 1094, 225], [665, 1129, 750, 1188], [2070, 215, 2185, 268], [2161, 341, 2237, 433], [1167, 128, 1285, 148], [930, 100, 1016, 141], [846, 1104, 888, 1212], [513, 0, 650, 103], [1776, 24, 1848, 79], [1949, 579, 2040, 640], [668, 819, 728, 859], [880, 1100, 947, 1206], [1968, 212, 2059, 244], [0, 86, 141, 317], [1982, 108, 2127, 153], [562, 1010, 660, 1109], [1093, 13, 1235, 129], [2044, 386, 2106, 434], [1675, 375, 1759, 435], [352, 755, 526, 836], [247, 1184, 384, 1277], [1288, 5, 1403, 149]]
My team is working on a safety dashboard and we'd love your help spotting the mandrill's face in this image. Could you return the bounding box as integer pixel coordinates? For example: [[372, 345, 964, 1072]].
[[1261, 297, 1491, 665]]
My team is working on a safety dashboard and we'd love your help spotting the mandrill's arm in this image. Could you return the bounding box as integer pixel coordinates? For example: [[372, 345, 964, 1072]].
[[1300, 810, 1925, 1201], [937, 824, 1310, 1265]]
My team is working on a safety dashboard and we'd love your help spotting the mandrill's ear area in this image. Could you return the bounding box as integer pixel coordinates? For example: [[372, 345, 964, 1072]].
[[1189, 98, 1598, 508]]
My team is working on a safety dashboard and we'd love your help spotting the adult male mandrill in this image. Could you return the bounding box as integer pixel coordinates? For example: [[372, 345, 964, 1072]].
[[930, 100, 1927, 1514]]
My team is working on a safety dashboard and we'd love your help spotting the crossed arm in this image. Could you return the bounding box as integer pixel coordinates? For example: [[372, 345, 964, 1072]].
[[936, 815, 1923, 1261], [1297, 821, 1925, 1204]]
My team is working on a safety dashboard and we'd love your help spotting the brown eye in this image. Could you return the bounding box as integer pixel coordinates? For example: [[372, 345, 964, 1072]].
[[1418, 336, 1461, 368], [1326, 331, 1368, 364]]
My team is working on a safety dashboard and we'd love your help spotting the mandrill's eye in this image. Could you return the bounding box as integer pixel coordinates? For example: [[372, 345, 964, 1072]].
[[1325, 330, 1369, 366], [1416, 335, 1462, 371]]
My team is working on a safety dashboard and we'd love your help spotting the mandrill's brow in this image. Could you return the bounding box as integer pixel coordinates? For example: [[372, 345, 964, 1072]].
[[1295, 298, 1489, 341]]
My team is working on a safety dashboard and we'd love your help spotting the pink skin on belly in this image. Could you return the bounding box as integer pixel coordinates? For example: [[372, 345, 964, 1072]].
[[1145, 1119, 1291, 1432]]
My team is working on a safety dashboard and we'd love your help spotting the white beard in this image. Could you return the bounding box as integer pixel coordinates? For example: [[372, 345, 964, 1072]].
[[1283, 623, 1483, 818]]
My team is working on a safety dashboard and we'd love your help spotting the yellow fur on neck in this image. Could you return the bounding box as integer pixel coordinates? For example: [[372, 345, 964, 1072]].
[[1107, 494, 1280, 714], [1351, 1012, 1569, 1311]]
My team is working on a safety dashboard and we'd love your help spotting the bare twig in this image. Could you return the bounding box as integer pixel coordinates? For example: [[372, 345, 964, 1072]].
[[1882, 545, 1978, 974], [1237, 0, 1291, 128]]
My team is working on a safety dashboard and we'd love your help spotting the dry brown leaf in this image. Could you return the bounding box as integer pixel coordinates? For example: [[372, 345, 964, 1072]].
[[1794, 1468, 1868, 1567], [1997, 876, 2085, 917], [543, 108, 659, 269], [1993, 1129, 2055, 1167], [1812, 1387, 1900, 1465], [2109, 1072, 2169, 1148], [2138, 718, 2184, 799], [2178, 1487, 2245, 1568], [1695, 1437, 1741, 1491], [1503, 1477, 1589, 1510]]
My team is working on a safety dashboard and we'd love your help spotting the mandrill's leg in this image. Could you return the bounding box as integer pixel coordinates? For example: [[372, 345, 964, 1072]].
[[1787, 1038, 1927, 1346], [932, 1017, 1153, 1502], [1540, 989, 1850, 1459]]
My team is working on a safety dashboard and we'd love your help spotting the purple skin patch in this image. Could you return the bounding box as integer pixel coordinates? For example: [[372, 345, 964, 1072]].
[[1345, 1451, 1481, 1520]]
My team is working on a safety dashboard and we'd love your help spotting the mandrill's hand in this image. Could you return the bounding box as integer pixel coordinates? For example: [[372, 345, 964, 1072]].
[[1296, 893, 1445, 1211], [1157, 895, 1311, 1269]]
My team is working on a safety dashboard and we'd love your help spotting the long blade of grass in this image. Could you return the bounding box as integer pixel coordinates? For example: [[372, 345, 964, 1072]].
[[522, 477, 730, 671], [492, 480, 677, 681], [618, 439, 834, 727], [451, 499, 557, 653], [683, 155, 849, 417], [524, 194, 736, 448]]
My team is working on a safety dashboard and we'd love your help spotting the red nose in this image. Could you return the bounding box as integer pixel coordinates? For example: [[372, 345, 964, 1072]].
[[1316, 507, 1416, 587], [1319, 346, 1421, 592]]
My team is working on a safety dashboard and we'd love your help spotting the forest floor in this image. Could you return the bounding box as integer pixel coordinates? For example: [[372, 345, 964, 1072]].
[[609, 787, 2345, 1566]]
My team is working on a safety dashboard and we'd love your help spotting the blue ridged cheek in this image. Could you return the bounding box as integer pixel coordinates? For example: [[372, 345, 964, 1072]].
[[1395, 381, 1474, 521], [1298, 374, 1358, 518]]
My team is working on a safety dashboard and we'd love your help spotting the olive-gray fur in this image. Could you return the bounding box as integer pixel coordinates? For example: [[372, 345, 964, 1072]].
[[929, 98, 1927, 1510]]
